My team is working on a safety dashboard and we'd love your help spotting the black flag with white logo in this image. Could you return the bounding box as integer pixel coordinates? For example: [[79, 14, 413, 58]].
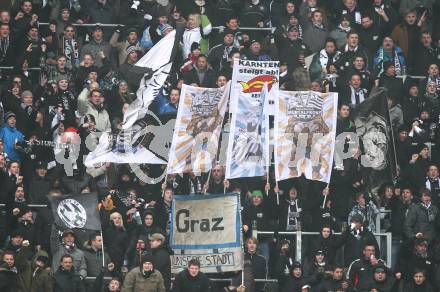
[[351, 87, 397, 196], [48, 193, 101, 231]]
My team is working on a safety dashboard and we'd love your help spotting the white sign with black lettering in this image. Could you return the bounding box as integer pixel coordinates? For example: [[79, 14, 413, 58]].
[[170, 193, 243, 273], [171, 249, 243, 273]]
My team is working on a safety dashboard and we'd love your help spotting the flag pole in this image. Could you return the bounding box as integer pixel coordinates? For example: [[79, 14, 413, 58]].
[[242, 269, 244, 286], [240, 206, 244, 286], [321, 184, 329, 209], [100, 230, 105, 268], [162, 169, 168, 197], [265, 163, 270, 197], [204, 170, 212, 194]]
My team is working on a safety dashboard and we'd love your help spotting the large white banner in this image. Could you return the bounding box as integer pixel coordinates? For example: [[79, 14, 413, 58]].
[[170, 193, 243, 273], [167, 84, 229, 174], [274, 91, 338, 183], [226, 83, 270, 179]]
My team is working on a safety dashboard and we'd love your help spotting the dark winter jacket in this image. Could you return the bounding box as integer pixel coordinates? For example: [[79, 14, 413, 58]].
[[245, 251, 267, 292], [343, 228, 379, 266], [363, 275, 397, 292], [172, 269, 212, 292], [28, 175, 51, 205], [0, 262, 18, 292], [404, 202, 439, 242], [103, 221, 130, 270], [121, 267, 165, 292], [151, 246, 171, 292], [30, 265, 53, 292], [52, 267, 85, 292], [401, 280, 436, 292], [82, 242, 111, 277], [281, 273, 308, 292], [310, 233, 345, 265], [183, 67, 216, 88], [346, 257, 388, 291]]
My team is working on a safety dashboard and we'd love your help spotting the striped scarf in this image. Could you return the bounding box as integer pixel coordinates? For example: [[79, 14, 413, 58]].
[[377, 47, 401, 76], [62, 37, 79, 68]]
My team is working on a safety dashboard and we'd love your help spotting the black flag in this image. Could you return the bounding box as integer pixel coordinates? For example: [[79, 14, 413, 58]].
[[352, 87, 397, 195], [48, 193, 101, 231]]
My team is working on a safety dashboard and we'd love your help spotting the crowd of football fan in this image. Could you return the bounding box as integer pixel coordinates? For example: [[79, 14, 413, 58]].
[[1, 0, 440, 291]]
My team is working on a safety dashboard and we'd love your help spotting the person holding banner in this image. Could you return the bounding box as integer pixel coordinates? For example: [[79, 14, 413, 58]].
[[83, 232, 112, 277], [205, 164, 227, 194]]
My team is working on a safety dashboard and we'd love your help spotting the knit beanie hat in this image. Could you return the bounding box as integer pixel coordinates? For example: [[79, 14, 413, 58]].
[[4, 111, 16, 122], [251, 190, 263, 198], [159, 23, 173, 35]]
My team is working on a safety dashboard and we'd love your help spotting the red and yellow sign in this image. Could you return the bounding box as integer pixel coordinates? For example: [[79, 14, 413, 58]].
[[239, 75, 277, 93]]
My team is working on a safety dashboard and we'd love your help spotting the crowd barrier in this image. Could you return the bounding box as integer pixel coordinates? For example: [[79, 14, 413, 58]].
[[83, 276, 278, 283], [0, 204, 391, 234], [38, 22, 273, 31], [0, 67, 41, 70]]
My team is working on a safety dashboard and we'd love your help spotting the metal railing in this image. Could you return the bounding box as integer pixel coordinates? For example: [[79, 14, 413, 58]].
[[0, 67, 41, 71], [253, 230, 393, 267], [83, 276, 277, 283], [0, 204, 46, 208], [396, 75, 424, 79], [38, 22, 272, 31]]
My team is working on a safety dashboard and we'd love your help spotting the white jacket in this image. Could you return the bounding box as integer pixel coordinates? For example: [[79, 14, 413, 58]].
[[182, 25, 211, 58]]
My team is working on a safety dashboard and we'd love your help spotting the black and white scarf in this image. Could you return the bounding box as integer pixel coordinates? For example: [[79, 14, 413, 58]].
[[338, 24, 351, 32], [313, 22, 324, 30], [422, 202, 436, 222], [344, 44, 358, 53], [21, 103, 34, 116], [319, 49, 341, 69], [0, 37, 9, 62], [427, 75, 440, 92], [62, 37, 79, 68], [286, 199, 300, 231], [426, 177, 440, 194], [350, 86, 366, 106]]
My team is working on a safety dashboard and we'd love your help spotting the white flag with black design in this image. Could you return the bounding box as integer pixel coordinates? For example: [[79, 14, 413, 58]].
[[48, 193, 101, 231], [84, 24, 184, 166]]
